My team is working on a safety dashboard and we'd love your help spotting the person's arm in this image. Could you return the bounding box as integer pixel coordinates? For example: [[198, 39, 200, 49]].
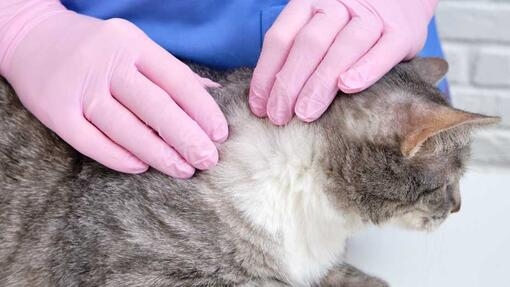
[[0, 0, 228, 178], [249, 0, 438, 125]]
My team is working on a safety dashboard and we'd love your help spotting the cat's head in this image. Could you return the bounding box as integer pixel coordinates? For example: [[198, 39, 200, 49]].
[[320, 58, 500, 231]]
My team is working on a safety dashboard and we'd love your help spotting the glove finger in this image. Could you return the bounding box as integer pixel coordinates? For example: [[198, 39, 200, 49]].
[[60, 115, 148, 174], [84, 94, 196, 178], [337, 32, 411, 94], [137, 42, 228, 143], [110, 70, 219, 171], [266, 0, 349, 125], [249, 0, 314, 117], [295, 15, 382, 122]]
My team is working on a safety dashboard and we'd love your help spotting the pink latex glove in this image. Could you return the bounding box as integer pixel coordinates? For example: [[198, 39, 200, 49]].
[[0, 0, 228, 178], [249, 0, 438, 125]]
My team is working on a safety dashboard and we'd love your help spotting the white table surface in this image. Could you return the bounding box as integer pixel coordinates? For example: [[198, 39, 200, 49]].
[[345, 169, 510, 287]]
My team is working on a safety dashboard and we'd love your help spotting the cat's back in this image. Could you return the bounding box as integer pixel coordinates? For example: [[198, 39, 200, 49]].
[[0, 77, 78, 285], [0, 76, 77, 231], [0, 70, 262, 286], [0, 77, 75, 183]]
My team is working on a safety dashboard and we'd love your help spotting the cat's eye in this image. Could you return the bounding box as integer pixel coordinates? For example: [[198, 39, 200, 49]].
[[422, 184, 444, 195]]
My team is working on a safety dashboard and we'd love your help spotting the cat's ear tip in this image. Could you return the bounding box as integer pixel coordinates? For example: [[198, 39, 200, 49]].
[[429, 57, 448, 70], [473, 114, 502, 126], [413, 56, 448, 65], [459, 111, 502, 126], [410, 57, 449, 85], [492, 116, 502, 123]]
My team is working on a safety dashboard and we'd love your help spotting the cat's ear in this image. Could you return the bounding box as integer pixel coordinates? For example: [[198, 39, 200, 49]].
[[401, 105, 500, 157], [410, 57, 449, 85]]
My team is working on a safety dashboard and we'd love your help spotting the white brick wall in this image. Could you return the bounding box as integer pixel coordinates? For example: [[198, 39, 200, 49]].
[[436, 0, 510, 168]]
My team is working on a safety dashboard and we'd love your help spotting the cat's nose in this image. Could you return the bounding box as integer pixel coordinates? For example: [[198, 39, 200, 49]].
[[447, 183, 461, 213], [451, 198, 461, 213]]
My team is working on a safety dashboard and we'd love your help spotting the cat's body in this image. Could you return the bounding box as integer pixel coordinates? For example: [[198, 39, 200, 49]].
[[0, 67, 349, 287], [0, 59, 498, 286]]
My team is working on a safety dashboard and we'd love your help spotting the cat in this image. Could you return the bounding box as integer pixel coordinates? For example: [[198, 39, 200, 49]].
[[0, 58, 500, 287]]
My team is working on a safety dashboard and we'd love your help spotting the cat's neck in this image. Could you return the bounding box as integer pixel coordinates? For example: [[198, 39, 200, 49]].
[[203, 117, 363, 285]]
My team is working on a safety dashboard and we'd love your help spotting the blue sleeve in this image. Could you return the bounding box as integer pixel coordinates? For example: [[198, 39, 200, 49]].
[[61, 0, 288, 69], [62, 1, 449, 100]]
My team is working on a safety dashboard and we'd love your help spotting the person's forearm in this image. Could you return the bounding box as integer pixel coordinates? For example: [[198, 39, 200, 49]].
[[0, 0, 67, 74]]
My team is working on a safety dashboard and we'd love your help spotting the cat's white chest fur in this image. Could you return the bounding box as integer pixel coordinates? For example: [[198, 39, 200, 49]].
[[237, 167, 360, 285], [216, 117, 363, 286]]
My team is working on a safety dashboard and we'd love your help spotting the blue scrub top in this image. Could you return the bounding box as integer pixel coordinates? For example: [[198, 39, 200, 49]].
[[61, 0, 449, 97]]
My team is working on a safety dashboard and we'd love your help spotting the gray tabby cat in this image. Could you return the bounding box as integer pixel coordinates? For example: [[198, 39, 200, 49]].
[[0, 58, 500, 287]]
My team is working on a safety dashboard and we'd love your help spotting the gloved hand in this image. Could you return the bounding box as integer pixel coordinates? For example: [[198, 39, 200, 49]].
[[0, 0, 228, 178], [249, 0, 438, 125]]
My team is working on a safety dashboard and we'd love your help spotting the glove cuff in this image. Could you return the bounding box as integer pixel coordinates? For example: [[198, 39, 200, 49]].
[[0, 0, 68, 75]]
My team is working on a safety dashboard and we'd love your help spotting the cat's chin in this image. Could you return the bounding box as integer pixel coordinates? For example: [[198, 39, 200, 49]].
[[392, 212, 448, 232], [419, 216, 447, 232]]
